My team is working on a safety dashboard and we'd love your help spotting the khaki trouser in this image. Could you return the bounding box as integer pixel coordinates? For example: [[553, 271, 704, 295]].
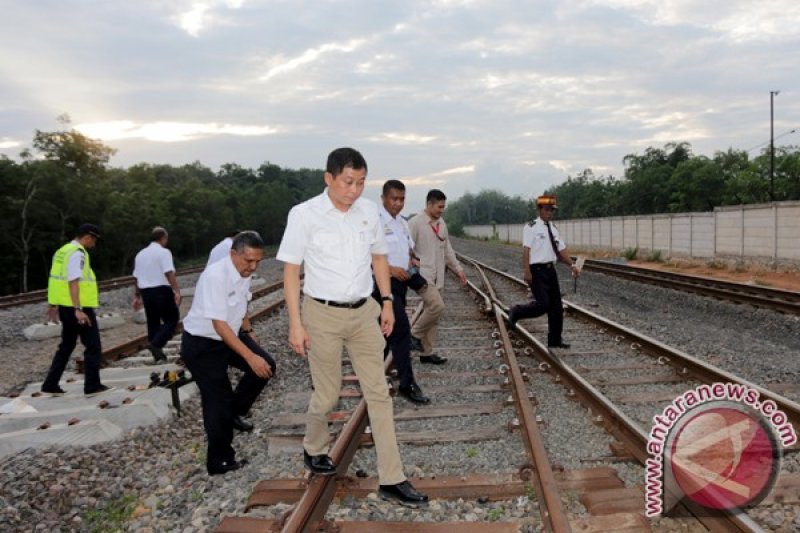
[[302, 297, 405, 485], [409, 284, 445, 355]]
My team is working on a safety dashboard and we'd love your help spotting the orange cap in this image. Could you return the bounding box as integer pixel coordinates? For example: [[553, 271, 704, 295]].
[[536, 194, 558, 208]]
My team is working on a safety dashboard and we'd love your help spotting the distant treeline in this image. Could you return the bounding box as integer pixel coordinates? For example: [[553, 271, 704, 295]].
[[1, 124, 325, 295], [444, 142, 800, 235], [4, 123, 799, 296]]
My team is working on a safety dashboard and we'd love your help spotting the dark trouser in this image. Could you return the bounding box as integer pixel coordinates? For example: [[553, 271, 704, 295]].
[[181, 331, 276, 469], [43, 306, 102, 393], [514, 263, 564, 345], [374, 278, 415, 389], [141, 286, 180, 349]]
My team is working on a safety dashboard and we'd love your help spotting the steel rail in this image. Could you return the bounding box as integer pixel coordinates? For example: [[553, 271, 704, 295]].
[[461, 255, 764, 532], [0, 265, 206, 309], [466, 260, 572, 532], [583, 259, 800, 315]]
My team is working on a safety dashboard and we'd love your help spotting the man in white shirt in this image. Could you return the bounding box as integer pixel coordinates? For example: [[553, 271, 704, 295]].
[[181, 231, 275, 475], [278, 147, 428, 506], [508, 195, 580, 347], [376, 179, 430, 404], [132, 227, 181, 362], [206, 229, 239, 267]]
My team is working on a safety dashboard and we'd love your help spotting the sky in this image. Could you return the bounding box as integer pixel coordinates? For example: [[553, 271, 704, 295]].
[[1, 0, 799, 211]]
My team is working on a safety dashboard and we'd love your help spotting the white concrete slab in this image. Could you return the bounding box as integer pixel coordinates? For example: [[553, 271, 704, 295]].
[[0, 419, 124, 459]]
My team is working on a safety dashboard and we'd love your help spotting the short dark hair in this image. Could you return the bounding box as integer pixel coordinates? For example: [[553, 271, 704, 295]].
[[151, 226, 168, 242], [382, 179, 406, 196], [231, 230, 264, 252], [227, 229, 241, 238], [326, 147, 367, 177], [426, 189, 446, 204]]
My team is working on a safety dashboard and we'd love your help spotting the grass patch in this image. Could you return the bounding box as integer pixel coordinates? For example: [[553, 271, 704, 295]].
[[83, 494, 137, 533], [646, 250, 664, 263], [465, 447, 479, 458], [487, 505, 505, 521], [705, 259, 726, 270], [622, 246, 639, 260]]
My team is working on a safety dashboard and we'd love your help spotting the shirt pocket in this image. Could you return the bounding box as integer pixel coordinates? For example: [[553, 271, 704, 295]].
[[311, 230, 344, 261]]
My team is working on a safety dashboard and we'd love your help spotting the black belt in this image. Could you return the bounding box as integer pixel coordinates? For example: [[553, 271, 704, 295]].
[[531, 263, 555, 269], [312, 297, 368, 309]]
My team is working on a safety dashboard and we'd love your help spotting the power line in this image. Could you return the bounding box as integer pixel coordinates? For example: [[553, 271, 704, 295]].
[[745, 128, 797, 153]]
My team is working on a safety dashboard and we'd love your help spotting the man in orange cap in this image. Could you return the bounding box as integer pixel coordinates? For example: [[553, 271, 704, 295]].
[[508, 195, 580, 348]]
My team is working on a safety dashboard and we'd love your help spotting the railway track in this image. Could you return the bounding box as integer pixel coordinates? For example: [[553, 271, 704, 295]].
[[0, 265, 207, 309], [462, 254, 800, 531], [211, 257, 799, 531], [582, 259, 800, 315], [3, 242, 799, 530]]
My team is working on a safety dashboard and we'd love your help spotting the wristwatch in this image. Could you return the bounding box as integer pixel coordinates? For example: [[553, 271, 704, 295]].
[[381, 295, 394, 303]]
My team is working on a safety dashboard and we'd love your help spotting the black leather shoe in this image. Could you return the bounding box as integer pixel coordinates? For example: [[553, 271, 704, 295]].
[[419, 354, 448, 365], [232, 415, 254, 432], [149, 345, 167, 363], [84, 385, 115, 397], [41, 385, 66, 396], [548, 341, 571, 349], [409, 336, 424, 352], [398, 383, 430, 404], [379, 480, 429, 507], [303, 450, 337, 476], [207, 459, 246, 476]]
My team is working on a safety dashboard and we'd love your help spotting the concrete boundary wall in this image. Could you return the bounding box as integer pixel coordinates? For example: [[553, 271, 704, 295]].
[[464, 200, 800, 261]]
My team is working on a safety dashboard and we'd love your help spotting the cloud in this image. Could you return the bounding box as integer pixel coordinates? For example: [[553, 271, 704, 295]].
[[174, 0, 247, 37], [367, 132, 438, 145], [0, 137, 21, 150], [75, 120, 279, 143], [258, 39, 367, 81]]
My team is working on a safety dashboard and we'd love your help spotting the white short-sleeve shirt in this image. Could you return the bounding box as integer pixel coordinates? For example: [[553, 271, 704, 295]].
[[379, 205, 414, 269], [182, 257, 252, 340], [277, 190, 388, 302], [133, 242, 176, 289], [523, 218, 566, 264]]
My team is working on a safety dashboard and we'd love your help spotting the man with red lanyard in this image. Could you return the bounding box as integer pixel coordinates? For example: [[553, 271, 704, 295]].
[[407, 189, 467, 364]]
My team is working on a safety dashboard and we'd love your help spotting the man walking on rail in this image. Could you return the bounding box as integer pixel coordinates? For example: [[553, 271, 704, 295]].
[[376, 179, 430, 404], [132, 226, 181, 363], [181, 231, 276, 475], [508, 194, 580, 347], [278, 147, 428, 506], [407, 189, 467, 364], [42, 223, 113, 397]]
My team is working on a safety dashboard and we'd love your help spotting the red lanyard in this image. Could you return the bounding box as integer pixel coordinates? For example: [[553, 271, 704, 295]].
[[430, 221, 445, 241]]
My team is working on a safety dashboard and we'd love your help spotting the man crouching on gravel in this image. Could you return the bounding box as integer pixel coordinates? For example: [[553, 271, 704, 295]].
[[181, 231, 276, 475]]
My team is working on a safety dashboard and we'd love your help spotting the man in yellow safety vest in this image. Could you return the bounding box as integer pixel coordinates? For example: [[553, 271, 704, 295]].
[[42, 223, 113, 396]]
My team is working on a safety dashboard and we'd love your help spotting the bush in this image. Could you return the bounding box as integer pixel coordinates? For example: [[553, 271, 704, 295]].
[[647, 250, 664, 262], [622, 246, 639, 260]]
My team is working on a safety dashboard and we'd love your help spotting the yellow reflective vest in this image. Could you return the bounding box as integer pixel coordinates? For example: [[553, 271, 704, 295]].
[[47, 241, 99, 308]]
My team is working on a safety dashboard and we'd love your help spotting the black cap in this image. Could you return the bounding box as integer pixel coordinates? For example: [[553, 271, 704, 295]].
[[77, 223, 101, 239]]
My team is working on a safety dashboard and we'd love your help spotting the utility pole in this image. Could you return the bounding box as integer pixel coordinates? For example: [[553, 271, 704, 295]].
[[770, 90, 779, 201]]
